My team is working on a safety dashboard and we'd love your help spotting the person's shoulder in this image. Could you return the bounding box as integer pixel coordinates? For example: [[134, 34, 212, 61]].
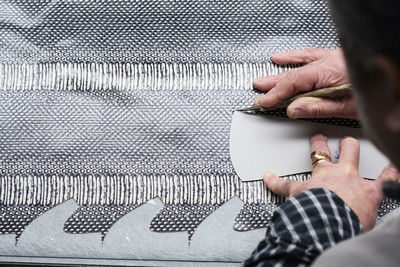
[[312, 213, 400, 267]]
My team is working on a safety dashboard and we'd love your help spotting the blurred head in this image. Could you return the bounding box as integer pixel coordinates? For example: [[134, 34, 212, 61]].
[[329, 0, 400, 168]]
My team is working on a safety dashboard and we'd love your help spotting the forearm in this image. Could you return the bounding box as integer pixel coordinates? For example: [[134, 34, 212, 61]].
[[244, 188, 363, 267]]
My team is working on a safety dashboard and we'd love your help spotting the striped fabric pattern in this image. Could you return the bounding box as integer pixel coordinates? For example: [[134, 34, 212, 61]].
[[244, 188, 363, 267]]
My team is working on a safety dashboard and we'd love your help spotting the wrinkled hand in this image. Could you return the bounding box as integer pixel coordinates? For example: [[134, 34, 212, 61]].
[[254, 48, 358, 119], [263, 133, 399, 231]]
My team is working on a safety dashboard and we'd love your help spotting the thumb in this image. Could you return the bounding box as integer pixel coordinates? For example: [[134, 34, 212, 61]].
[[286, 97, 358, 119], [375, 163, 400, 199], [376, 163, 399, 184], [263, 171, 298, 197]]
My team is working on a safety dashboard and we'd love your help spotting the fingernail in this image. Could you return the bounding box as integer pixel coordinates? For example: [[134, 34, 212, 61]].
[[263, 170, 275, 180], [382, 164, 399, 182], [313, 132, 327, 140], [340, 136, 354, 142], [287, 106, 300, 119], [253, 79, 263, 89], [254, 97, 261, 106], [272, 53, 283, 59], [387, 163, 399, 175], [253, 77, 264, 86], [287, 100, 309, 118]]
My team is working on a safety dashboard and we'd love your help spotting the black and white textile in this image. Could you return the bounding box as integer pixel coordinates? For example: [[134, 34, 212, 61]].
[[1, 1, 399, 264], [244, 188, 363, 267]]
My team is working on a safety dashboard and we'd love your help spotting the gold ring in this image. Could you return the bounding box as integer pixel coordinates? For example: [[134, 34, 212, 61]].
[[311, 151, 331, 168]]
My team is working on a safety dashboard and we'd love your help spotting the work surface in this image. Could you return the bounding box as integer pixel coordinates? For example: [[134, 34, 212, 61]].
[[0, 0, 399, 265]]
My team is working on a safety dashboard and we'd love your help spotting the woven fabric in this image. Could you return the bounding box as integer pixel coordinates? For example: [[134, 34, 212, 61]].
[[0, 0, 398, 245]]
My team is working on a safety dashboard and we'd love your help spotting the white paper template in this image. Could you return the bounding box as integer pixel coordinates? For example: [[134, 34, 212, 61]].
[[230, 112, 389, 181]]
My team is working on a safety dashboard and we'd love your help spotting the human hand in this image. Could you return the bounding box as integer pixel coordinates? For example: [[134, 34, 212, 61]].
[[253, 48, 358, 119], [263, 133, 399, 231]]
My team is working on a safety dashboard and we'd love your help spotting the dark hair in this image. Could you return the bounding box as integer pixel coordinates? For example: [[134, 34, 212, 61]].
[[329, 0, 400, 85]]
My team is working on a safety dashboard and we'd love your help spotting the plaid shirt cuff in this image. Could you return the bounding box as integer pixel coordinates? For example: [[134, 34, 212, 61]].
[[244, 188, 363, 267]]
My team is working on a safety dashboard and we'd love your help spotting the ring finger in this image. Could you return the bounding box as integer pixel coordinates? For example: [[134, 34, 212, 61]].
[[310, 133, 332, 169]]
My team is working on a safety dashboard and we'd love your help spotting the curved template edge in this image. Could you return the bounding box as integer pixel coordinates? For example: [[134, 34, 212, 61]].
[[229, 111, 249, 181], [230, 112, 390, 182]]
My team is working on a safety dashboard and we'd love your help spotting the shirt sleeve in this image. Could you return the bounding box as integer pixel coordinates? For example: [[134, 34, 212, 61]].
[[243, 188, 363, 267]]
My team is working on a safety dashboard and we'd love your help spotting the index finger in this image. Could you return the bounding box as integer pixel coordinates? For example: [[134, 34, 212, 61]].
[[255, 64, 319, 107], [253, 72, 286, 92], [272, 48, 329, 65]]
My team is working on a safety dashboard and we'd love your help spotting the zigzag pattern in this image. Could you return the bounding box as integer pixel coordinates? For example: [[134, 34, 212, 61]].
[[1, 0, 396, 250], [0, 174, 285, 242], [0, 174, 398, 243]]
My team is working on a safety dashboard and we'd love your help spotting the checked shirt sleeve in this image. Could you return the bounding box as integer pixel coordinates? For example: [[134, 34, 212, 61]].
[[243, 188, 363, 267]]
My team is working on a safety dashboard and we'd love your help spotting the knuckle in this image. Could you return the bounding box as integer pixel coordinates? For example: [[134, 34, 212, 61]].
[[277, 70, 288, 79], [268, 88, 281, 101], [341, 136, 360, 148], [308, 102, 323, 117], [342, 163, 357, 175], [284, 69, 299, 83], [303, 48, 315, 60], [271, 180, 281, 192], [366, 183, 380, 197], [335, 99, 347, 114], [288, 183, 301, 196]]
